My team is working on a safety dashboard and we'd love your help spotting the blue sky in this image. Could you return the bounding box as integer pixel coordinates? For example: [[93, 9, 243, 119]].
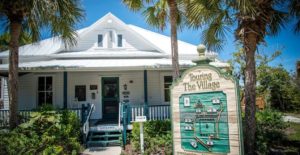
[[67, 1, 300, 71]]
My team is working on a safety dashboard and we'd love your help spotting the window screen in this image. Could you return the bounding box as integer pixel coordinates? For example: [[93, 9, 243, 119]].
[[98, 34, 103, 47], [117, 34, 122, 47], [38, 76, 53, 106]]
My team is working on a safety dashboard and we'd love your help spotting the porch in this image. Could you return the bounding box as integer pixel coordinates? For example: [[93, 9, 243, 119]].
[[0, 103, 170, 147], [0, 103, 170, 128]]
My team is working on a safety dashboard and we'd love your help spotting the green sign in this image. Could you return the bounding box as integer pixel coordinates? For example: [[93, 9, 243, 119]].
[[179, 91, 230, 153]]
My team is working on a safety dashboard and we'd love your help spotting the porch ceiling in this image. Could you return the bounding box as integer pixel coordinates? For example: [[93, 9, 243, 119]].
[[0, 59, 195, 71]]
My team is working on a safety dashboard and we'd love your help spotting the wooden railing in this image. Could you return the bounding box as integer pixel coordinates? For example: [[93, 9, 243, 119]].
[[0, 108, 82, 128], [82, 104, 95, 142], [120, 103, 170, 147], [148, 105, 170, 120], [126, 104, 170, 122]]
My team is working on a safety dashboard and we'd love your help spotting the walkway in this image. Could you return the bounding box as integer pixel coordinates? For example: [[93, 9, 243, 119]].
[[283, 115, 300, 123], [81, 146, 122, 155]]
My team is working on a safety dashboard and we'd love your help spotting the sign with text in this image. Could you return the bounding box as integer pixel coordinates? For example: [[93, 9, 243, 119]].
[[135, 116, 147, 122], [171, 65, 243, 155]]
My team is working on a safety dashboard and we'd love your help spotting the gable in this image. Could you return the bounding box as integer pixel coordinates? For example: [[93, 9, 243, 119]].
[[67, 13, 162, 53]]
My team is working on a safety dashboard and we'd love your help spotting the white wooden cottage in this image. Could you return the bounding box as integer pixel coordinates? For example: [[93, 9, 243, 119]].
[[0, 13, 228, 124]]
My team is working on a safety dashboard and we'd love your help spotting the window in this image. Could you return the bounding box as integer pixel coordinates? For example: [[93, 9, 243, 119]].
[[75, 85, 86, 101], [117, 34, 123, 47], [163, 76, 173, 102], [38, 76, 53, 106], [98, 34, 103, 47]]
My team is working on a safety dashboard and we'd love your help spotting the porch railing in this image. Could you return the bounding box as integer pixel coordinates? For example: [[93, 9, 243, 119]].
[[0, 108, 82, 128], [126, 104, 170, 123], [120, 102, 171, 147], [82, 104, 95, 143]]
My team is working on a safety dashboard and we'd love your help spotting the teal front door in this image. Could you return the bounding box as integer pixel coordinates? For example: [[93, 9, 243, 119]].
[[102, 77, 119, 122]]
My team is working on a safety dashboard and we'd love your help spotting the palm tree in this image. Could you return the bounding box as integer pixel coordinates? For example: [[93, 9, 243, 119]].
[[0, 0, 83, 128], [289, 0, 300, 33], [0, 32, 32, 51], [184, 0, 287, 154], [123, 0, 182, 80]]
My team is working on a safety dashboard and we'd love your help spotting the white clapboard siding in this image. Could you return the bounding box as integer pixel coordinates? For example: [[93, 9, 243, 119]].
[[18, 73, 64, 110], [67, 71, 145, 120], [147, 70, 162, 105]]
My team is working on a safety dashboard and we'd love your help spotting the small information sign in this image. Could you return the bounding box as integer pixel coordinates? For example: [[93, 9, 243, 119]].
[[135, 116, 147, 122]]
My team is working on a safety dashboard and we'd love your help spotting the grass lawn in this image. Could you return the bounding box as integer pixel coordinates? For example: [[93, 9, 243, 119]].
[[286, 122, 300, 141]]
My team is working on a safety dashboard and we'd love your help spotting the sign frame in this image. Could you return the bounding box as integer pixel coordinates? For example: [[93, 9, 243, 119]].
[[170, 65, 244, 155]]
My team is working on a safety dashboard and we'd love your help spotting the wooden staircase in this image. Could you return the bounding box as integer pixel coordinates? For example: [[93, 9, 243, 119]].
[[87, 124, 122, 147]]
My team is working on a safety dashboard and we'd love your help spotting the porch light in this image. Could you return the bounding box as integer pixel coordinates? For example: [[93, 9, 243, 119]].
[[123, 84, 127, 90]]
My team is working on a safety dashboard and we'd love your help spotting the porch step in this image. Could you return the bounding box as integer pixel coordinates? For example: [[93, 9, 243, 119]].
[[87, 125, 122, 147]]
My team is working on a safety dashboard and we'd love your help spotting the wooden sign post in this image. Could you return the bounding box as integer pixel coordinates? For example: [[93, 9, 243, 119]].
[[170, 45, 243, 155], [135, 116, 147, 154]]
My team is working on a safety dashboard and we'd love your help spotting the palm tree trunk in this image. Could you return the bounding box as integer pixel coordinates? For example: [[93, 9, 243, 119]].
[[167, 0, 180, 80], [244, 33, 257, 155], [8, 19, 21, 129]]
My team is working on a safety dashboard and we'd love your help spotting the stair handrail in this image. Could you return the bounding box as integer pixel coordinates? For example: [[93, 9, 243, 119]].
[[118, 101, 124, 130], [83, 104, 95, 138]]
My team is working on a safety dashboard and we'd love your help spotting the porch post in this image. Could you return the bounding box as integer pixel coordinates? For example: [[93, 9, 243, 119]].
[[144, 70, 148, 103], [63, 71, 68, 109], [144, 70, 149, 119]]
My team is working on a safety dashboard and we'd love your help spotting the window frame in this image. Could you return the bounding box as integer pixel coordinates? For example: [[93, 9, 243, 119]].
[[160, 73, 173, 104], [75, 85, 87, 102], [36, 75, 55, 107]]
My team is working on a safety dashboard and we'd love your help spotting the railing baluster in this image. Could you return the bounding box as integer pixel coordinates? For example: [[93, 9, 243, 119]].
[[155, 106, 158, 120]]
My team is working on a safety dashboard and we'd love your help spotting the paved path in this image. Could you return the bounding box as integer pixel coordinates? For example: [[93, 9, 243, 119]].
[[81, 146, 122, 155], [283, 115, 300, 123]]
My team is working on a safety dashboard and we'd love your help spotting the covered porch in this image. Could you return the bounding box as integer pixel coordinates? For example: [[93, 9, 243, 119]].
[[0, 58, 190, 123]]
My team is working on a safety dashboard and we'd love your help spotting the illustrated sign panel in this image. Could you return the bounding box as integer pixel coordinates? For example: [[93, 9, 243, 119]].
[[171, 65, 243, 155], [179, 92, 229, 153]]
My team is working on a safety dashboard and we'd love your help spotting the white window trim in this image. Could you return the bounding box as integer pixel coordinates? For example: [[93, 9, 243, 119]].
[[160, 73, 172, 104], [36, 75, 55, 107]]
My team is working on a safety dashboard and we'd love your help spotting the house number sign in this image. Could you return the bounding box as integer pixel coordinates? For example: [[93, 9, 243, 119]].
[[171, 65, 243, 155]]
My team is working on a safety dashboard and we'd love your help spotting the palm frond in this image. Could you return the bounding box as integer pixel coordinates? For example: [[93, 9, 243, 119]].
[[267, 10, 288, 36], [28, 0, 84, 48], [289, 0, 300, 33], [142, 1, 168, 30], [201, 11, 231, 52], [122, 0, 145, 11]]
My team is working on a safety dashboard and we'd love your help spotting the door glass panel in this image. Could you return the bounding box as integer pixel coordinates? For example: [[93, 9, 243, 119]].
[[103, 84, 117, 98], [102, 77, 119, 120]]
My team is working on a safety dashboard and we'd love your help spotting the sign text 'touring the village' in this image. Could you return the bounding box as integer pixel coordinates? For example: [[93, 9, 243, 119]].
[[183, 72, 220, 91]]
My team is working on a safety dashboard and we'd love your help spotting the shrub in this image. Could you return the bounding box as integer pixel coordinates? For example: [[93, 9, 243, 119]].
[[0, 108, 82, 155], [131, 120, 172, 155], [255, 109, 288, 154]]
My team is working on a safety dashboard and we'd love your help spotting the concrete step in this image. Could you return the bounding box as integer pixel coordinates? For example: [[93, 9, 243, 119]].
[[87, 140, 120, 147], [89, 134, 122, 139]]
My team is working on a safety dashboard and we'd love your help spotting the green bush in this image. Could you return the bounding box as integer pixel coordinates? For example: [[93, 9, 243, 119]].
[[0, 108, 82, 155], [255, 109, 288, 154], [131, 120, 172, 155]]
